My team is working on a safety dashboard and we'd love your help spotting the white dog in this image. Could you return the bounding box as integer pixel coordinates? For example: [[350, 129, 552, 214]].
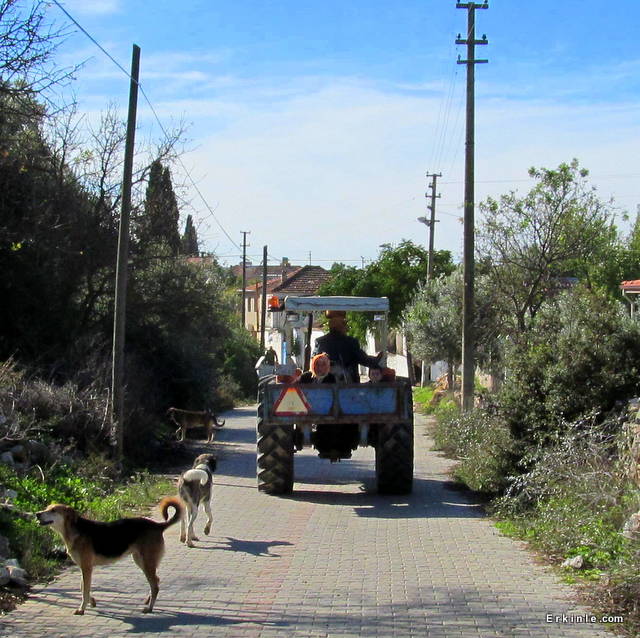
[[177, 453, 217, 547]]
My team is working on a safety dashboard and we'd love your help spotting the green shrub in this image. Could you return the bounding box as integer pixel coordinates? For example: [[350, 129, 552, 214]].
[[431, 397, 461, 456], [492, 414, 640, 589], [434, 408, 516, 494], [500, 287, 640, 446], [412, 385, 435, 414]]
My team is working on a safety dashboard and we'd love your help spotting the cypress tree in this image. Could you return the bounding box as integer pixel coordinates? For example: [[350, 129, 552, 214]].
[[181, 214, 199, 256], [138, 160, 181, 256]]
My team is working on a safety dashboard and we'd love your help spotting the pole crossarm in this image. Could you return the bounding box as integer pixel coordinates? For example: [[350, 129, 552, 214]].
[[455, 2, 488, 8]]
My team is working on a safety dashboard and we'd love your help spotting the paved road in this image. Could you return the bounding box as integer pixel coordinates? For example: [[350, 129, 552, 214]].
[[2, 407, 613, 637]]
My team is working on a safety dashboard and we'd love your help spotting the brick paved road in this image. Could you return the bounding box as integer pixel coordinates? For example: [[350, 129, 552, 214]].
[[1, 407, 614, 637]]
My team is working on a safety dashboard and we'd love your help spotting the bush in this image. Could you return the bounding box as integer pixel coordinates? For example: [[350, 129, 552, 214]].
[[412, 385, 435, 414], [500, 286, 640, 446], [433, 407, 516, 495], [0, 358, 111, 455], [492, 413, 640, 604]]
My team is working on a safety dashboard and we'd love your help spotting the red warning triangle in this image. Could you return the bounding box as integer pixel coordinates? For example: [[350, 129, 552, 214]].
[[273, 386, 311, 416]]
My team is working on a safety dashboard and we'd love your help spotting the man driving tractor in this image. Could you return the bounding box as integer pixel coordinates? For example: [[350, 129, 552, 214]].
[[312, 310, 382, 383]]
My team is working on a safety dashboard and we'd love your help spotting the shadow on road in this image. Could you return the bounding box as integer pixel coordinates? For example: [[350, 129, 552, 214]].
[[286, 478, 485, 520], [111, 610, 284, 633], [207, 536, 294, 557]]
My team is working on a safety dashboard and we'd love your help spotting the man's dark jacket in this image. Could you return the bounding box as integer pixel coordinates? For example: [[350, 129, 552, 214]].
[[313, 330, 379, 382]]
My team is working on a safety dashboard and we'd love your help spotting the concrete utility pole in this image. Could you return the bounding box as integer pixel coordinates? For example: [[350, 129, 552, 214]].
[[240, 231, 250, 329], [417, 171, 441, 387], [111, 44, 140, 463], [456, 1, 488, 412], [425, 172, 441, 281], [260, 245, 268, 349]]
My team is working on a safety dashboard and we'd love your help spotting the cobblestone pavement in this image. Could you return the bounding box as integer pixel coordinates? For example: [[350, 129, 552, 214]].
[[1, 407, 615, 637]]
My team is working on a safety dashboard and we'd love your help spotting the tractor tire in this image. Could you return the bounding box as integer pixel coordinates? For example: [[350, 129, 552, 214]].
[[375, 422, 413, 494], [257, 422, 294, 494], [256, 380, 294, 494]]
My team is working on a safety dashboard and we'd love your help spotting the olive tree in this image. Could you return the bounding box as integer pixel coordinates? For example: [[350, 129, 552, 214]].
[[404, 268, 501, 389], [477, 160, 617, 334]]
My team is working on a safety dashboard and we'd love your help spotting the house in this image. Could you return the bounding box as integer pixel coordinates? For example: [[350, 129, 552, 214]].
[[231, 257, 299, 286], [621, 280, 640, 317], [243, 265, 332, 352]]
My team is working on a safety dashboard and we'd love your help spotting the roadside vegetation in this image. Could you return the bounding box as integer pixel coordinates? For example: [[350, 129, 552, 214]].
[[408, 161, 640, 636], [0, 0, 259, 609]]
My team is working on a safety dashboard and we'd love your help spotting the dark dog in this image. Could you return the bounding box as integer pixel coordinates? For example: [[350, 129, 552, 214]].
[[167, 407, 225, 443], [177, 453, 217, 547], [35, 497, 184, 615]]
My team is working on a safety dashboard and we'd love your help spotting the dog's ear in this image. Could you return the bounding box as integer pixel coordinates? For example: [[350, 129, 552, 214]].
[[50, 503, 78, 523]]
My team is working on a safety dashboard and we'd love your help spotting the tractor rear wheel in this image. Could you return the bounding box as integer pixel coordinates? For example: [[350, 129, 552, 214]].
[[375, 422, 413, 494]]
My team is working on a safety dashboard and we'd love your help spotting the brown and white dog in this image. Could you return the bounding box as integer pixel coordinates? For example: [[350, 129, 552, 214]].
[[177, 453, 217, 547], [35, 496, 184, 615], [167, 407, 225, 443]]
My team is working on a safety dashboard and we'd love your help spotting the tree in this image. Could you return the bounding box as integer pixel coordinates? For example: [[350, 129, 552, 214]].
[[0, 97, 121, 367], [181, 213, 199, 256], [499, 286, 640, 445], [477, 160, 617, 334], [404, 268, 501, 389], [136, 159, 181, 256], [319, 240, 454, 341], [0, 0, 77, 123]]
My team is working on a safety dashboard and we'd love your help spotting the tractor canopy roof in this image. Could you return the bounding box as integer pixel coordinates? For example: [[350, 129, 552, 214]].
[[282, 295, 389, 313]]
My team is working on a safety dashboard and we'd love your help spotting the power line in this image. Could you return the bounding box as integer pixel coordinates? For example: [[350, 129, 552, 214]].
[[51, 0, 241, 252], [136, 89, 241, 250], [51, 0, 131, 78]]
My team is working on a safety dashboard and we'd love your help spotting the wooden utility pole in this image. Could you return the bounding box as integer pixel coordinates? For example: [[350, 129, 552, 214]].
[[260, 245, 268, 349], [240, 231, 250, 329], [456, 1, 488, 412], [112, 44, 141, 462], [425, 172, 441, 282]]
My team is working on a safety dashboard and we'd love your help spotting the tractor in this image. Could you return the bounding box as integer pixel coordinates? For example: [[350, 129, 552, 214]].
[[256, 295, 413, 495]]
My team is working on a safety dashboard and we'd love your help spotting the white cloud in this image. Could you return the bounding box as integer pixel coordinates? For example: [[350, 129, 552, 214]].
[[62, 0, 121, 16], [178, 77, 640, 264]]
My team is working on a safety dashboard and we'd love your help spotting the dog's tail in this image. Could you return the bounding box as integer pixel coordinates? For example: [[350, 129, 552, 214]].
[[158, 496, 184, 528], [183, 468, 210, 486]]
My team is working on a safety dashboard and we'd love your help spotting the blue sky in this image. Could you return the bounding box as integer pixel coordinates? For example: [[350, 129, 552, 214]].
[[47, 0, 640, 267]]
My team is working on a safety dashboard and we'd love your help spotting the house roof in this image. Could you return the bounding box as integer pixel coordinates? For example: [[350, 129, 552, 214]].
[[621, 280, 640, 292], [185, 256, 217, 266], [231, 263, 300, 284], [270, 265, 332, 296], [246, 270, 303, 294]]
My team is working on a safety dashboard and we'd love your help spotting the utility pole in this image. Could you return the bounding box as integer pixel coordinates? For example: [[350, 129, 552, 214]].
[[456, 1, 488, 412], [111, 44, 140, 464], [417, 172, 441, 282], [260, 245, 268, 350], [416, 171, 440, 387], [425, 172, 441, 281], [240, 231, 250, 329]]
